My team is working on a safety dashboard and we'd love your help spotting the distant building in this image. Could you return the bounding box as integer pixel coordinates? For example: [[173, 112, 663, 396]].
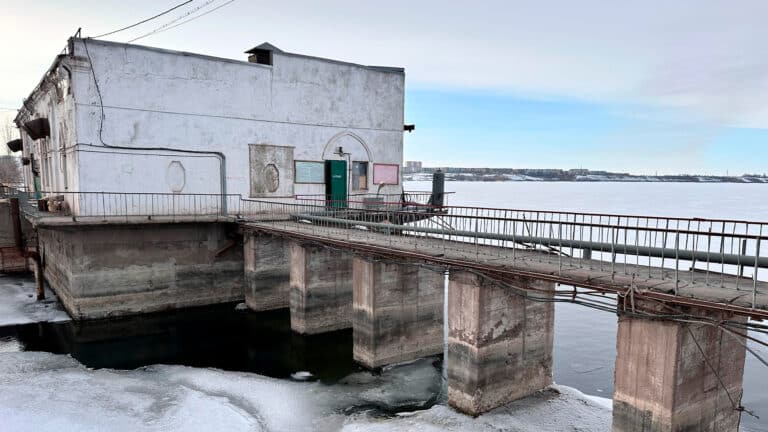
[[568, 168, 589, 176], [404, 161, 422, 173], [11, 38, 407, 209]]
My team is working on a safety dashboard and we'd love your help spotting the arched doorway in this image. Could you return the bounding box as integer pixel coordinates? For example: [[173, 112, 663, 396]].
[[322, 131, 373, 195]]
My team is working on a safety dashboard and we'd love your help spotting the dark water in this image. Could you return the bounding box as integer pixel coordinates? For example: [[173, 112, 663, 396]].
[[1, 285, 765, 430], [0, 304, 363, 383]]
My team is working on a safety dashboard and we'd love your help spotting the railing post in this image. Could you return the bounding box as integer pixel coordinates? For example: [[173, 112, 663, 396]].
[[674, 231, 680, 295], [755, 234, 762, 309]]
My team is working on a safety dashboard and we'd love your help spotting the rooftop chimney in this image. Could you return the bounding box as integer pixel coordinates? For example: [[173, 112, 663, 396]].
[[245, 42, 282, 66]]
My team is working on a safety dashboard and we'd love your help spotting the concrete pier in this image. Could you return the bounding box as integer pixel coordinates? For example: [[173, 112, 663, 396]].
[[244, 234, 290, 311], [447, 270, 555, 416], [613, 300, 747, 432], [289, 241, 353, 334], [38, 222, 244, 319], [352, 258, 444, 368]]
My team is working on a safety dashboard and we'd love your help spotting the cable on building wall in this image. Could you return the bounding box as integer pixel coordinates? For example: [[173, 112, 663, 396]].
[[80, 37, 228, 210]]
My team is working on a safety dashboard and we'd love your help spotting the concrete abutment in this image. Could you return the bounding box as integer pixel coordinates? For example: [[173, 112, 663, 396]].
[[352, 257, 444, 368], [447, 270, 555, 416], [38, 222, 245, 320], [612, 300, 747, 432], [289, 241, 353, 334]]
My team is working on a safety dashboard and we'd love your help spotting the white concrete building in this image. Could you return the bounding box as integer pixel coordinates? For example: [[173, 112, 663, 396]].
[[13, 38, 406, 214]]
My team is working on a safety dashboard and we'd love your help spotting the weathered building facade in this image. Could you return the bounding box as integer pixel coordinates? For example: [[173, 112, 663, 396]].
[[14, 38, 406, 209], [8, 38, 407, 319]]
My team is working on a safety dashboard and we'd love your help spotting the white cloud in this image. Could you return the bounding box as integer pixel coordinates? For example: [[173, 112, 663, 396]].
[[3, 0, 768, 128]]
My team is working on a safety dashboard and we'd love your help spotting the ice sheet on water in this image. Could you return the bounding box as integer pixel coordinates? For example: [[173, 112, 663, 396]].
[[290, 371, 313, 381], [0, 274, 70, 326], [341, 386, 612, 432], [0, 351, 612, 432]]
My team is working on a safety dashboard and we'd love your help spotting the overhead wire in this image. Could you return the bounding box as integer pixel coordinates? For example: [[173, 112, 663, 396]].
[[148, 0, 236, 36], [127, 0, 222, 43], [91, 0, 194, 39]]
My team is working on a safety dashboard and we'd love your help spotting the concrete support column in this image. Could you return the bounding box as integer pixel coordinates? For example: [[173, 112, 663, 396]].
[[613, 300, 747, 432], [244, 234, 290, 311], [447, 270, 554, 416], [352, 257, 444, 368], [289, 241, 353, 334]]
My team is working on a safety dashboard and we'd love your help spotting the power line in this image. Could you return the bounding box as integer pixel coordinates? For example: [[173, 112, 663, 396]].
[[127, 0, 221, 43], [91, 0, 194, 39], [151, 0, 236, 36]]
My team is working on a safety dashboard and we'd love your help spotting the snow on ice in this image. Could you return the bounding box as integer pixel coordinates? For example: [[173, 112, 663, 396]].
[[0, 351, 613, 432], [0, 274, 69, 326]]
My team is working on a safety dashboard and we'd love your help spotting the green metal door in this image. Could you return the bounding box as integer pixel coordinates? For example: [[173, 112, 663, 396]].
[[325, 160, 347, 208]]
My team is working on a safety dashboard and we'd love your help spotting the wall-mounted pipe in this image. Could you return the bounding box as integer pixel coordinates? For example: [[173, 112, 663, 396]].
[[80, 38, 228, 212]]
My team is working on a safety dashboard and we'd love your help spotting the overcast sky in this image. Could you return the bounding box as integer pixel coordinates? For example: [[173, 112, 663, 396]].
[[2, 1, 768, 173]]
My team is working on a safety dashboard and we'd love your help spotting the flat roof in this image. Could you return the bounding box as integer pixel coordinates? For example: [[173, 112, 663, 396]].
[[15, 37, 404, 122], [79, 38, 405, 74]]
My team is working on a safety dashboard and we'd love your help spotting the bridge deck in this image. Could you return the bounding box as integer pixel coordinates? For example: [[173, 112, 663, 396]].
[[242, 220, 768, 318]]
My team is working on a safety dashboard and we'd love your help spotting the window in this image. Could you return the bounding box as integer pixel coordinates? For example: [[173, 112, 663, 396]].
[[352, 162, 368, 190]]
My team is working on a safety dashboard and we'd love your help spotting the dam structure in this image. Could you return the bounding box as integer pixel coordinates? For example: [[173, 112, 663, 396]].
[[2, 36, 766, 432], [1, 185, 766, 432]]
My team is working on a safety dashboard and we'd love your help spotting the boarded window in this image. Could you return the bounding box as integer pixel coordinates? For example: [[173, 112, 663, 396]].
[[352, 161, 368, 190], [373, 163, 399, 185]]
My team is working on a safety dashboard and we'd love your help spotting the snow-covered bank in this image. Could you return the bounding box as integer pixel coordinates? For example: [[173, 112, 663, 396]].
[[0, 274, 69, 326], [0, 351, 612, 432]]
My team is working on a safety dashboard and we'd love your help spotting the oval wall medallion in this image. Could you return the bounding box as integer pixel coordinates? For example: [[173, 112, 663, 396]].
[[263, 163, 280, 193], [166, 161, 186, 193]]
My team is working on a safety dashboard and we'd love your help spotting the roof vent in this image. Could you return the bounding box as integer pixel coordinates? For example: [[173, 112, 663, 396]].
[[245, 42, 282, 66], [23, 118, 50, 141]]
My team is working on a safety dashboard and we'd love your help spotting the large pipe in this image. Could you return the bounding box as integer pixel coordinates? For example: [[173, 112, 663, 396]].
[[293, 213, 768, 269]]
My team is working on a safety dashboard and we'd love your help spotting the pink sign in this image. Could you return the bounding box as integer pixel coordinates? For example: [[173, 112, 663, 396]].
[[373, 164, 399, 185]]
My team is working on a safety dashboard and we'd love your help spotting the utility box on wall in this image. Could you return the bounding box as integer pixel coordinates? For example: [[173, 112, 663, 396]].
[[249, 144, 295, 197]]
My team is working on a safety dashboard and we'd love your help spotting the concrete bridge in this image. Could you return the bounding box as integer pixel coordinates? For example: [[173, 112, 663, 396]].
[[238, 199, 766, 432], [2, 187, 767, 431]]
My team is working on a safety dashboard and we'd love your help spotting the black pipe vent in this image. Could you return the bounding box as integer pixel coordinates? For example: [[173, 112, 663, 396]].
[[23, 118, 50, 140], [6, 139, 22, 153]]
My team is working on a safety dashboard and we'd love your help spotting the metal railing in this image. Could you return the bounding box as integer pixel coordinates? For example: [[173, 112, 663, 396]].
[[2, 188, 765, 309], [294, 191, 450, 209], [246, 197, 768, 310], [1, 189, 242, 221]]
